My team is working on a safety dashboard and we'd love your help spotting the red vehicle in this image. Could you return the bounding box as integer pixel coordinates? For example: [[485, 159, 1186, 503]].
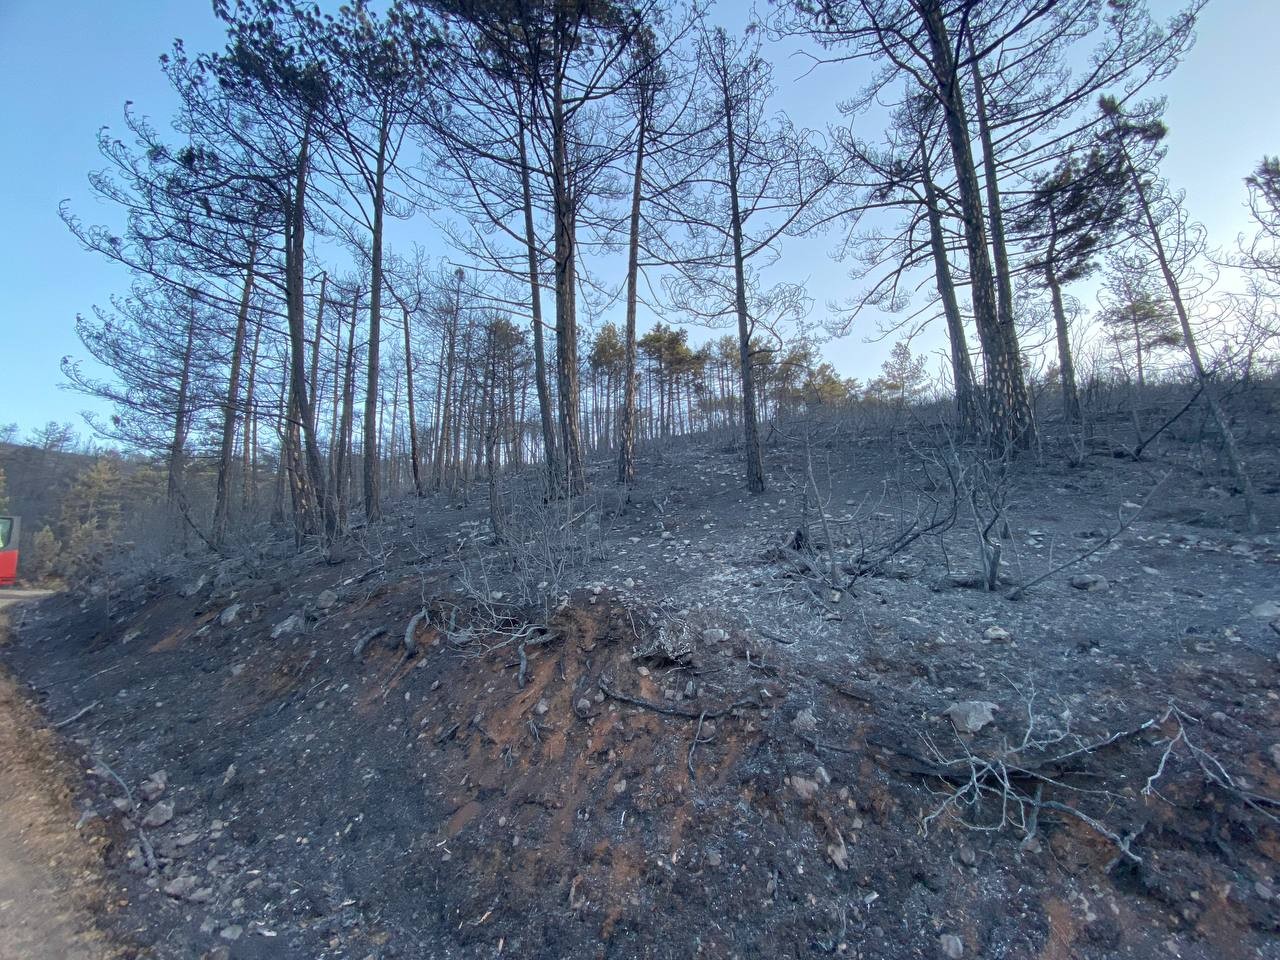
[[0, 516, 19, 586]]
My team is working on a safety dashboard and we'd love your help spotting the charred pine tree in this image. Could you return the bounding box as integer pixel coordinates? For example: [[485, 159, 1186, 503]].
[[617, 60, 652, 487], [432, 1, 657, 497], [213, 242, 258, 546], [1102, 97, 1258, 529], [659, 26, 828, 494], [1017, 152, 1129, 427], [320, 1, 437, 522], [179, 0, 340, 542], [915, 0, 1031, 453]]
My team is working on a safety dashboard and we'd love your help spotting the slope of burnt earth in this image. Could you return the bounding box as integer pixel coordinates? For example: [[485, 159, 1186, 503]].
[[2, 420, 1279, 960]]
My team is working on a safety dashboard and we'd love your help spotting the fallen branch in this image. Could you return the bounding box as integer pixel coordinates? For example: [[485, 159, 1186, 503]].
[[352, 627, 387, 660], [816, 676, 874, 704], [403, 609, 428, 654], [896, 695, 1280, 875], [598, 677, 760, 721], [557, 507, 593, 532], [1130, 385, 1203, 460], [1036, 798, 1141, 866], [1145, 705, 1280, 822], [797, 732, 859, 754], [915, 729, 1138, 867], [378, 610, 431, 696], [757, 628, 798, 646]]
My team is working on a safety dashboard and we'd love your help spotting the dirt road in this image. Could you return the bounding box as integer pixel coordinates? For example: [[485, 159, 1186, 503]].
[[0, 591, 116, 960], [0, 588, 55, 609]]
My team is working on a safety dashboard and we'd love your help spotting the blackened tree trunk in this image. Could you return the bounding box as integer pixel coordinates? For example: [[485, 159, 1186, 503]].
[[272, 363, 288, 526], [241, 320, 261, 510], [309, 272, 327, 422], [167, 299, 198, 508], [1123, 153, 1258, 529], [283, 127, 333, 541], [433, 270, 462, 491], [401, 301, 424, 497], [214, 244, 257, 546], [335, 298, 358, 528], [722, 70, 765, 494], [362, 127, 388, 523], [617, 95, 647, 486], [1133, 309, 1145, 388], [551, 70, 586, 497], [1045, 262, 1082, 426], [968, 41, 1019, 366], [920, 140, 980, 436], [517, 108, 564, 497], [483, 326, 506, 542], [451, 302, 476, 495], [920, 0, 1032, 454]]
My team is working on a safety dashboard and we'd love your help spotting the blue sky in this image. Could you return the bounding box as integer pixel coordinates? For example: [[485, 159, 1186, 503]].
[[0, 0, 1274, 439]]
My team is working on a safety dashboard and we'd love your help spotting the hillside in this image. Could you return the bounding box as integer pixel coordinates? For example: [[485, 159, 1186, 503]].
[[0, 442, 98, 553], [2, 411, 1279, 960]]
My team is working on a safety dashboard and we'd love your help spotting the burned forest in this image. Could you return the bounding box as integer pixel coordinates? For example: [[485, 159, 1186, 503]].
[[1, 1, 1279, 959]]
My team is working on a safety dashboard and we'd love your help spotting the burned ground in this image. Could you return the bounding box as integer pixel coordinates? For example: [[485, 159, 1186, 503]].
[[2, 413, 1280, 960]]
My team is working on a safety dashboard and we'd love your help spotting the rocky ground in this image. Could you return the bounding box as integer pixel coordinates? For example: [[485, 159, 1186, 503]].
[[2, 410, 1280, 960]]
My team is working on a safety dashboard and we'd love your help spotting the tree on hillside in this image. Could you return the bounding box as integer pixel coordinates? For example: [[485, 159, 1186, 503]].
[[1017, 150, 1130, 424], [868, 339, 928, 407], [774, 0, 1203, 453], [63, 282, 219, 515], [1100, 95, 1257, 528], [607, 7, 704, 485], [319, 0, 439, 522], [772, 0, 1031, 450], [1240, 157, 1280, 285], [429, 0, 661, 497], [193, 0, 339, 542], [418, 13, 563, 495], [588, 322, 626, 453], [616, 37, 662, 485], [53, 458, 125, 587], [1097, 263, 1181, 388], [660, 25, 829, 493], [62, 101, 268, 546]]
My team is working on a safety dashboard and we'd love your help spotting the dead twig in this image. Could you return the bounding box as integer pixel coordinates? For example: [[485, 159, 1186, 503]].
[[904, 693, 1280, 874], [94, 755, 156, 873], [51, 701, 98, 729], [516, 628, 556, 688], [687, 710, 712, 778], [1129, 385, 1204, 460], [1006, 475, 1166, 600], [1144, 705, 1280, 822]]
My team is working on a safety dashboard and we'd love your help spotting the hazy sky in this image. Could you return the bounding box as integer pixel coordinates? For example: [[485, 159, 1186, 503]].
[[0, 0, 1274, 439]]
